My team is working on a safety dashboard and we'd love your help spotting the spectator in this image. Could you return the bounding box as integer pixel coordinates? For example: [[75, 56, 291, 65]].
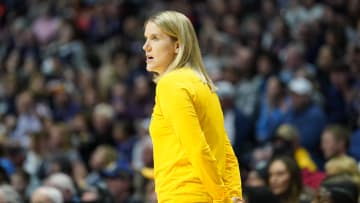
[[44, 173, 77, 203], [11, 91, 42, 147], [101, 164, 135, 203], [313, 175, 359, 203], [10, 169, 30, 202], [112, 121, 137, 164], [91, 103, 115, 146], [131, 118, 153, 172], [267, 156, 312, 203], [31, 186, 63, 203], [324, 155, 360, 190], [233, 45, 261, 120], [323, 63, 353, 124], [256, 76, 288, 143], [217, 81, 252, 151], [284, 77, 326, 162], [273, 124, 317, 172], [0, 184, 21, 203], [321, 124, 350, 160], [245, 165, 267, 187], [86, 145, 117, 186]]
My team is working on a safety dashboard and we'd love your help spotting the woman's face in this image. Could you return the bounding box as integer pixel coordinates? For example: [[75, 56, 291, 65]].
[[143, 22, 178, 74], [267, 77, 281, 99], [269, 160, 291, 195]]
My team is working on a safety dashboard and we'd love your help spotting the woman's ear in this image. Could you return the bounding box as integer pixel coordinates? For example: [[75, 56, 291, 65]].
[[175, 41, 180, 54]]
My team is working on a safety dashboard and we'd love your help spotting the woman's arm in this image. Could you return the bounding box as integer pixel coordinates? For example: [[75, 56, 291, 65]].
[[223, 136, 243, 200], [157, 78, 226, 201]]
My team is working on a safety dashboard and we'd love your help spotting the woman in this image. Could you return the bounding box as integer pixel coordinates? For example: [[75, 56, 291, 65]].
[[143, 11, 243, 202], [268, 156, 311, 203], [256, 76, 288, 143], [325, 155, 360, 190]]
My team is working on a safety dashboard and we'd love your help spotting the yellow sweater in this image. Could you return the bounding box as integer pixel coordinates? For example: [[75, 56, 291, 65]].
[[149, 67, 242, 203]]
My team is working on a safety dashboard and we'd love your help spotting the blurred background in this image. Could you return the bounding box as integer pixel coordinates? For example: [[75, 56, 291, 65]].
[[0, 0, 359, 202]]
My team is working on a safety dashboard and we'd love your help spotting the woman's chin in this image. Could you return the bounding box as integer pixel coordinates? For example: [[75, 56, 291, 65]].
[[146, 66, 155, 72]]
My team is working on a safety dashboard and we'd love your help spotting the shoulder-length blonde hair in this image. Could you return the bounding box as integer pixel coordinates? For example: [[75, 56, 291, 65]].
[[145, 11, 216, 91]]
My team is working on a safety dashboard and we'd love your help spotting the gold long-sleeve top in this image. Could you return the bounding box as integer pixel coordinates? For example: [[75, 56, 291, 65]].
[[149, 67, 242, 203]]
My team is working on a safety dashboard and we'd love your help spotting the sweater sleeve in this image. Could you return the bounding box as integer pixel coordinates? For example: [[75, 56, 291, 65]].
[[223, 135, 243, 199], [157, 78, 226, 201]]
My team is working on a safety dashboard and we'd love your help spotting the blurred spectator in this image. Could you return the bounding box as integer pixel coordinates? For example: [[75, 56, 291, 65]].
[[112, 121, 137, 164], [80, 186, 113, 203], [284, 77, 326, 162], [101, 164, 135, 203], [91, 103, 115, 146], [110, 82, 129, 120], [324, 155, 360, 190], [86, 145, 117, 187], [233, 45, 261, 120], [323, 63, 354, 124], [279, 43, 315, 84], [273, 124, 326, 190], [50, 85, 80, 122], [0, 184, 21, 203], [98, 48, 130, 100], [256, 76, 288, 143], [23, 131, 48, 185], [321, 124, 350, 160], [31, 186, 63, 203], [47, 123, 80, 162], [127, 75, 154, 119], [262, 16, 290, 54], [284, 0, 324, 30], [49, 20, 90, 70], [217, 81, 252, 151], [44, 173, 77, 203], [255, 51, 280, 95], [273, 124, 317, 172], [68, 113, 93, 164], [144, 179, 156, 203], [10, 169, 30, 202], [245, 166, 267, 187], [267, 156, 312, 203], [31, 3, 60, 45], [347, 45, 360, 127], [131, 118, 153, 172], [11, 91, 42, 147], [313, 175, 359, 203]]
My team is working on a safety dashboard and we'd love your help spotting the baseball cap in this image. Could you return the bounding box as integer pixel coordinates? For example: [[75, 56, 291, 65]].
[[288, 77, 312, 95], [275, 124, 299, 141]]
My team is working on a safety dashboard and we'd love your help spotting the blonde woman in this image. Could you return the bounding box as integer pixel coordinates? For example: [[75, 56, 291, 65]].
[[143, 11, 243, 202], [325, 155, 360, 191]]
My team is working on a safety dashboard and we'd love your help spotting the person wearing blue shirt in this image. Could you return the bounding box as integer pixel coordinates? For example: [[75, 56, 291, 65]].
[[256, 76, 289, 143], [284, 77, 327, 165]]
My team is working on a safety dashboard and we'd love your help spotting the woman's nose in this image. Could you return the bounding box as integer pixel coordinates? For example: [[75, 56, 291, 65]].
[[143, 40, 150, 51]]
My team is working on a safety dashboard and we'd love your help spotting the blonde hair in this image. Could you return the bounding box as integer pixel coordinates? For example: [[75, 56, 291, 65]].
[[325, 155, 360, 190], [145, 11, 216, 91], [96, 145, 118, 166]]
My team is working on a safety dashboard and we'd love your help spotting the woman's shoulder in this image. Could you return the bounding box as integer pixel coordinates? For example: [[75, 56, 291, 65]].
[[159, 67, 198, 86], [156, 67, 201, 96]]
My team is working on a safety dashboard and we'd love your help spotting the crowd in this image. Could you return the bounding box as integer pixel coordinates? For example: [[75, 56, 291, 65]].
[[0, 0, 359, 202]]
